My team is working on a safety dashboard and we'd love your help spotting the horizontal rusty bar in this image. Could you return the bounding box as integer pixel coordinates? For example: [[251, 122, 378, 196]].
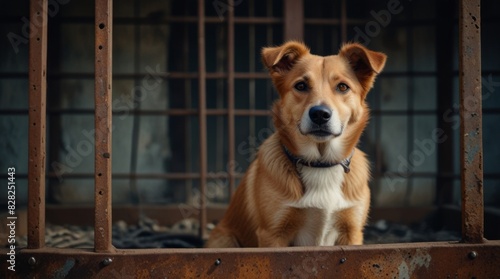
[[39, 15, 283, 24], [44, 172, 246, 180], [7, 171, 500, 181], [6, 171, 500, 181], [0, 108, 273, 116], [6, 108, 500, 117], [3, 241, 500, 278], [304, 18, 437, 26], [13, 70, 500, 80], [27, 0, 48, 249]]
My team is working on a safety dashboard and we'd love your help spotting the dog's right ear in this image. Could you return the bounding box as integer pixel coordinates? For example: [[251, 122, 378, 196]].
[[262, 41, 309, 74]]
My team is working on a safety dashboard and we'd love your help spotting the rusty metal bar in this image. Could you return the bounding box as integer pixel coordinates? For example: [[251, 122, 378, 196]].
[[41, 171, 500, 181], [31, 15, 282, 24], [94, 0, 114, 252], [44, 172, 246, 180], [459, 0, 484, 243], [284, 0, 304, 41], [227, 0, 236, 197], [340, 0, 347, 43], [27, 0, 48, 249], [6, 241, 500, 277], [198, 0, 208, 239], [247, 0, 257, 193], [5, 70, 464, 80]]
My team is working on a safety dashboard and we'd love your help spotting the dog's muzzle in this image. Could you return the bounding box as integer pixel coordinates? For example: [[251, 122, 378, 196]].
[[306, 105, 340, 137], [309, 105, 332, 125]]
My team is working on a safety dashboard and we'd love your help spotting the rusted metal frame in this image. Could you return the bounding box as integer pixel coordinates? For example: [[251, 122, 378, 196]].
[[284, 0, 304, 41], [459, 0, 484, 243], [198, 0, 208, 239], [227, 0, 236, 197], [8, 241, 500, 277], [94, 0, 114, 253], [27, 0, 48, 249]]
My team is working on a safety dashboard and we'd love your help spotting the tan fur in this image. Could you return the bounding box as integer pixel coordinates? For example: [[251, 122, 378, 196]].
[[205, 41, 386, 247]]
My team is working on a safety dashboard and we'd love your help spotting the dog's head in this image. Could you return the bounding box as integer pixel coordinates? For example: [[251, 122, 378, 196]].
[[262, 41, 386, 158]]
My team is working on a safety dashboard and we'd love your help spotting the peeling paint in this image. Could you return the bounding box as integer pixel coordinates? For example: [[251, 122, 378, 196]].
[[398, 249, 432, 278], [398, 261, 410, 279], [466, 144, 480, 164]]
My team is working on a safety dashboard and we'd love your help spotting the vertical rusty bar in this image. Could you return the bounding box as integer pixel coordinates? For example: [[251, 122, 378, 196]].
[[28, 0, 48, 249], [128, 0, 141, 205], [94, 0, 114, 252], [198, 0, 208, 239], [227, 0, 236, 197], [340, 0, 347, 43], [284, 0, 304, 41], [459, 0, 484, 243], [247, 0, 256, 193]]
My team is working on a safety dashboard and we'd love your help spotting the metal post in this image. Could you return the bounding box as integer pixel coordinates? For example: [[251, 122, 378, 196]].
[[459, 0, 484, 243], [227, 0, 236, 197], [28, 0, 48, 249], [284, 0, 304, 41], [198, 0, 208, 239], [94, 0, 114, 252]]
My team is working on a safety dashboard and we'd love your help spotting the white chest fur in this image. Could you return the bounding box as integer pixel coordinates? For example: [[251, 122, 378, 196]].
[[290, 165, 354, 246]]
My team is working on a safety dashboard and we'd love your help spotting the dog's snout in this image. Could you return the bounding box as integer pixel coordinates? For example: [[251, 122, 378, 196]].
[[309, 105, 332, 125]]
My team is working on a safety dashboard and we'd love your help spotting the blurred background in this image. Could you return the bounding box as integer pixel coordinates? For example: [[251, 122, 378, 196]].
[[1, 0, 499, 246]]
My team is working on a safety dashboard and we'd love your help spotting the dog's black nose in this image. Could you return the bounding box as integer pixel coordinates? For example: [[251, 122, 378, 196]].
[[309, 105, 332, 125]]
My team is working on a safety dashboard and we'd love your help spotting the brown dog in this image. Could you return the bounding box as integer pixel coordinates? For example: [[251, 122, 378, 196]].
[[205, 41, 386, 247]]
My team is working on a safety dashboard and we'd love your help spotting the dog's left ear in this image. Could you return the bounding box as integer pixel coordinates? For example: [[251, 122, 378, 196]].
[[339, 43, 386, 91], [262, 41, 310, 74]]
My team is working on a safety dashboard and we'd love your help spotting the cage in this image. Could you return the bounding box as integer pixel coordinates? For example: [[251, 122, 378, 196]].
[[1, 0, 499, 277]]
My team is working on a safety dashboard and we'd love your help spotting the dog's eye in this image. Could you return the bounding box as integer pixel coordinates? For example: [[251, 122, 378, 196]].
[[294, 81, 308, 92], [336, 83, 350, 93]]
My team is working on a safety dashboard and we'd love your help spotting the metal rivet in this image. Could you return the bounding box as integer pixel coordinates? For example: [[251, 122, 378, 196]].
[[103, 152, 110, 158], [102, 258, 113, 266], [215, 258, 221, 266], [28, 257, 36, 267], [340, 257, 346, 264], [468, 251, 478, 259]]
